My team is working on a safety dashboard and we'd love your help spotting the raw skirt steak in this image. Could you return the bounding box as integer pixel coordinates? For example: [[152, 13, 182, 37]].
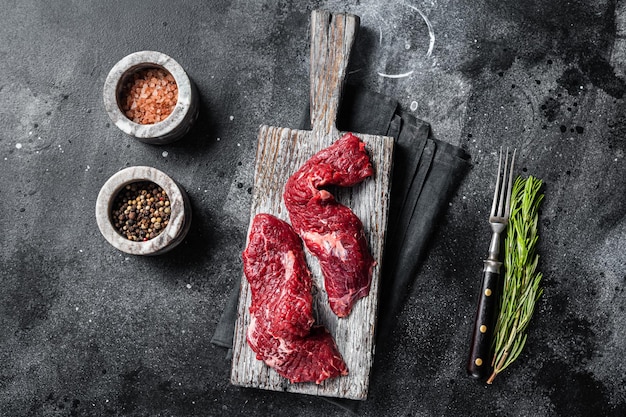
[[283, 132, 376, 317], [243, 213, 348, 384]]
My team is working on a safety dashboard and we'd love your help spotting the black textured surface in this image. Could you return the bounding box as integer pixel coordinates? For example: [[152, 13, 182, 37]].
[[1, 1, 624, 416]]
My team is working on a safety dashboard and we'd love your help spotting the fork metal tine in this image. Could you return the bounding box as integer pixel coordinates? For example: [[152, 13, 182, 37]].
[[490, 147, 503, 217], [497, 147, 510, 217], [504, 149, 516, 217]]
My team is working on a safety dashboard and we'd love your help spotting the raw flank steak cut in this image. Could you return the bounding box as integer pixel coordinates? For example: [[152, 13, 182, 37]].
[[243, 213, 348, 384], [283, 132, 376, 318]]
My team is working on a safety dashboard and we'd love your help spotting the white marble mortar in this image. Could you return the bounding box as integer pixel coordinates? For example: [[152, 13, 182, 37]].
[[95, 166, 192, 255], [103, 51, 199, 144]]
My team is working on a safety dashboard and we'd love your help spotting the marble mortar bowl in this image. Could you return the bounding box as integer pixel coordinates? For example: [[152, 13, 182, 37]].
[[96, 166, 192, 255], [103, 50, 199, 144]]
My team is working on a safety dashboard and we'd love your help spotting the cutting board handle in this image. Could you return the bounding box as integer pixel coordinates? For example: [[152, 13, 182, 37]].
[[309, 10, 359, 140]]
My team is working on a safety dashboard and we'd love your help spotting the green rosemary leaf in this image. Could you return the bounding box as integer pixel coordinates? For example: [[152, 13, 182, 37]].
[[487, 175, 545, 384], [506, 333, 527, 368]]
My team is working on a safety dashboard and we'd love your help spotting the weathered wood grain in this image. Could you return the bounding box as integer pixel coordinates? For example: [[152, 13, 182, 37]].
[[230, 10, 395, 400]]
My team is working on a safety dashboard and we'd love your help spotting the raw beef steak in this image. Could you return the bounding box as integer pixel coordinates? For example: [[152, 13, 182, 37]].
[[243, 213, 348, 384], [283, 132, 376, 317]]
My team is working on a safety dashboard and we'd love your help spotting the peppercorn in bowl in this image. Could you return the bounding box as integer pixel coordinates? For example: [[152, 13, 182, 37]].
[[110, 181, 172, 242], [103, 51, 199, 144], [96, 166, 192, 255]]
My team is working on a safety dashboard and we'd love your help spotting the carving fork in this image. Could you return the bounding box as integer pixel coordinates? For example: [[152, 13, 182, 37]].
[[467, 147, 516, 379]]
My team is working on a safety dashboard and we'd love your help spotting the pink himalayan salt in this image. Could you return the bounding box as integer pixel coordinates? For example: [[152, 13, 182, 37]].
[[120, 68, 178, 124]]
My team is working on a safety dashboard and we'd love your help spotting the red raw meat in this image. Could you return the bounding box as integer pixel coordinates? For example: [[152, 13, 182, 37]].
[[243, 213, 348, 384], [283, 132, 376, 318]]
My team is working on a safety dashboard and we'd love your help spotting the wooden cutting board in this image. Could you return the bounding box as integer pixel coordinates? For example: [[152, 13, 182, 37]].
[[230, 9, 394, 400]]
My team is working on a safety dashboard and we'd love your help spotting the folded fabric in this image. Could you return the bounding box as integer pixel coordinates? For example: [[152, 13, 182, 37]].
[[376, 110, 471, 350], [210, 85, 470, 413]]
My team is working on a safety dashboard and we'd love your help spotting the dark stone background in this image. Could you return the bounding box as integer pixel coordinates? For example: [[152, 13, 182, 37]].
[[1, 0, 624, 416]]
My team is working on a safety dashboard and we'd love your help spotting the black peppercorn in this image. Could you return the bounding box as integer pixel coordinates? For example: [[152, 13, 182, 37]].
[[111, 181, 171, 241]]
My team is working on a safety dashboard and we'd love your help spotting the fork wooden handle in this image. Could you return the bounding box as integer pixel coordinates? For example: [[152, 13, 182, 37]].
[[467, 269, 500, 379]]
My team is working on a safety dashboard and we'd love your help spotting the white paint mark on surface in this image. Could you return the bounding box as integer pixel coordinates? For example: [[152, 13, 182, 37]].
[[406, 4, 435, 57], [373, 3, 436, 80], [15, 143, 22, 149], [378, 70, 415, 79]]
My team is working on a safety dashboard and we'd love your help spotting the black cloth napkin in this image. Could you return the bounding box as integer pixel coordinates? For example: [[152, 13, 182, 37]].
[[210, 85, 470, 412]]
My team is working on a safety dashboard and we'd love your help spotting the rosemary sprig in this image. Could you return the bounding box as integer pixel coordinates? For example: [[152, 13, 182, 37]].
[[487, 175, 544, 384]]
